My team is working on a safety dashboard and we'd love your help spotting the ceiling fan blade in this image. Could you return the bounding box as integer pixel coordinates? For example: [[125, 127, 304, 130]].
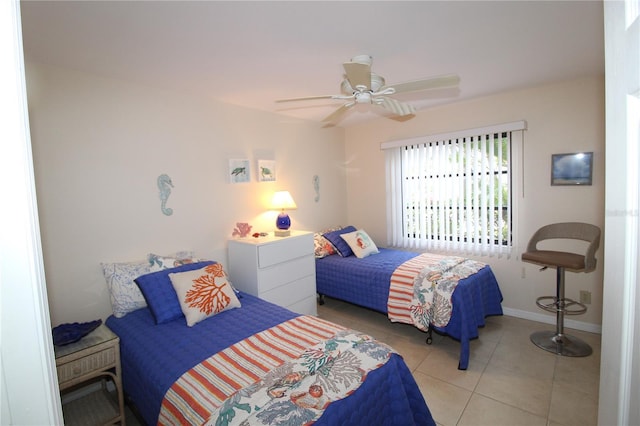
[[322, 103, 355, 124], [276, 95, 338, 103], [343, 62, 371, 90], [386, 74, 460, 95], [377, 96, 416, 117]]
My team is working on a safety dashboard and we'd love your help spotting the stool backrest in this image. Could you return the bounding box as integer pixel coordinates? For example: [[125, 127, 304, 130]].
[[526, 222, 601, 272]]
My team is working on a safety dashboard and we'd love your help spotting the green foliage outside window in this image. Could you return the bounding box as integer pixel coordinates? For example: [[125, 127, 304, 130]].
[[402, 135, 511, 246]]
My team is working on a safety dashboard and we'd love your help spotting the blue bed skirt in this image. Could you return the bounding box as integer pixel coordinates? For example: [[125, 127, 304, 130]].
[[316, 248, 504, 369], [106, 292, 434, 425]]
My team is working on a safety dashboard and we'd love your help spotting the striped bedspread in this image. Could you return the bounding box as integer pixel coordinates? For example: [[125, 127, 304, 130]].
[[158, 315, 395, 426], [388, 253, 486, 329]]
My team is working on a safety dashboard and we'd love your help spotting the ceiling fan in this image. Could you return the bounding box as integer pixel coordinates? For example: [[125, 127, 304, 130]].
[[276, 55, 460, 124]]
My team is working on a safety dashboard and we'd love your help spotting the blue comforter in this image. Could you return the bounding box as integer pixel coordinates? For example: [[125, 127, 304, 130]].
[[106, 292, 434, 425], [316, 248, 504, 369]]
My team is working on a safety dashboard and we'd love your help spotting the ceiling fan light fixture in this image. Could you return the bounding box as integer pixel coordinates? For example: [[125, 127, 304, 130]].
[[356, 92, 372, 104]]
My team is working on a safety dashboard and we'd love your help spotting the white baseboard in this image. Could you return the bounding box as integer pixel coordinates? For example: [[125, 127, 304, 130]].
[[502, 307, 602, 334]]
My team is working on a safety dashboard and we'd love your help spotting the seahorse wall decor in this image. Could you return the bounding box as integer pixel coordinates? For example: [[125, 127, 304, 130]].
[[313, 175, 320, 202], [157, 174, 174, 216]]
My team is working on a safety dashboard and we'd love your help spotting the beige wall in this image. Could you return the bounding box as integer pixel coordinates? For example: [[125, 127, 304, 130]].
[[26, 64, 605, 330], [26, 63, 347, 326], [344, 77, 605, 330]]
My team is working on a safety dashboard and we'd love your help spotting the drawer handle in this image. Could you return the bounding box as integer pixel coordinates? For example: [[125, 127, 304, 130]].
[[73, 366, 81, 375]]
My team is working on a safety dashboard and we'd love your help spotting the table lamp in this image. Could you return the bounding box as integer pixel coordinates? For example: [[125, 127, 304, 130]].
[[271, 190, 297, 237]]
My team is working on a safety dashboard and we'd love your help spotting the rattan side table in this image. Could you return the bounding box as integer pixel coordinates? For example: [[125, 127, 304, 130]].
[[54, 324, 125, 425]]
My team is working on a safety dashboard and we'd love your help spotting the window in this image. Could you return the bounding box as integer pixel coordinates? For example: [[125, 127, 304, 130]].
[[383, 121, 525, 257]]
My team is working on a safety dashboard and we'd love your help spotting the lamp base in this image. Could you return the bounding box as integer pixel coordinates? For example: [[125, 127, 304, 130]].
[[276, 212, 291, 230], [274, 229, 291, 237]]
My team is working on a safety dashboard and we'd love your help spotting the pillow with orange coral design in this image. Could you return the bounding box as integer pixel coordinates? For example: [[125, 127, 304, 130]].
[[313, 226, 343, 258], [169, 263, 241, 327]]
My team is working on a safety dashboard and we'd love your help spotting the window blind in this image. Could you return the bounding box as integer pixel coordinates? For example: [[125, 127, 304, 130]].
[[383, 121, 526, 257]]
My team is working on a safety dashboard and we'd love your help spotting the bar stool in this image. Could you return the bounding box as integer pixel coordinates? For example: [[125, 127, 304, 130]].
[[522, 222, 601, 357]]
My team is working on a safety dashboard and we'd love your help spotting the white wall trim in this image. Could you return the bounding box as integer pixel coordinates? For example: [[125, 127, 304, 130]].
[[599, 1, 640, 425], [502, 307, 602, 334], [0, 1, 63, 424]]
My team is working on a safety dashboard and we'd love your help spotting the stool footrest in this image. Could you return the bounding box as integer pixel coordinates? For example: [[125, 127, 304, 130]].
[[535, 296, 587, 315]]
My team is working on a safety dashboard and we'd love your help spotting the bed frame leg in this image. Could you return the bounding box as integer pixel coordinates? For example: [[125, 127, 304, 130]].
[[317, 294, 325, 305], [425, 327, 433, 345]]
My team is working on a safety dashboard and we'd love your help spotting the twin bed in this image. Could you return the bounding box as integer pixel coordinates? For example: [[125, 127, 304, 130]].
[[314, 227, 504, 370], [102, 258, 435, 425]]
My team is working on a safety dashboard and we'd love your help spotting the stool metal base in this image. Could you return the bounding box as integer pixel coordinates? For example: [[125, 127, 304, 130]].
[[530, 330, 592, 357]]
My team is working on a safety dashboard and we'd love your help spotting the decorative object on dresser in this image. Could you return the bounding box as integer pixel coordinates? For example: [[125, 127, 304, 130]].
[[270, 190, 297, 237], [228, 230, 317, 315], [54, 324, 125, 426], [231, 222, 252, 238]]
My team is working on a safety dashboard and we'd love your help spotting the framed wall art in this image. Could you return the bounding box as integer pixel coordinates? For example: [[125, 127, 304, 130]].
[[551, 152, 593, 186], [258, 159, 276, 182], [229, 159, 250, 183]]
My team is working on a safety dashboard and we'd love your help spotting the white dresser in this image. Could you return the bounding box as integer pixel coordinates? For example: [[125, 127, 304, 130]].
[[228, 231, 317, 316]]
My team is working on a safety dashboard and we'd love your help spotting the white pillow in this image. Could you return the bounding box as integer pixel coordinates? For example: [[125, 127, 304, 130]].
[[102, 251, 200, 318], [169, 263, 241, 327], [340, 229, 380, 259], [101, 261, 150, 318]]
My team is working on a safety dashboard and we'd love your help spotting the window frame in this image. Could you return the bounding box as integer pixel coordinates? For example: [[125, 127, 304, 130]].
[[382, 121, 525, 257]]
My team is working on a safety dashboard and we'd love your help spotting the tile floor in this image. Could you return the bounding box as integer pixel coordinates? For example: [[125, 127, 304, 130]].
[[126, 297, 601, 426], [317, 297, 601, 426]]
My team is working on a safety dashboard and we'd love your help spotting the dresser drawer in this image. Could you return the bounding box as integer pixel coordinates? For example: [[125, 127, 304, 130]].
[[257, 234, 313, 268], [57, 347, 116, 384], [287, 295, 318, 316], [260, 275, 316, 308], [258, 255, 314, 293]]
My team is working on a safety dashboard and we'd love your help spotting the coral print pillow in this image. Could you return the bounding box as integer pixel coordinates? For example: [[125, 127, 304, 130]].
[[148, 251, 202, 272], [313, 228, 340, 259], [340, 229, 380, 259], [168, 264, 241, 327]]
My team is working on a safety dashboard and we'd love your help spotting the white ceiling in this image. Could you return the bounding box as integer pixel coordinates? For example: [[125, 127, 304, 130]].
[[19, 1, 605, 127]]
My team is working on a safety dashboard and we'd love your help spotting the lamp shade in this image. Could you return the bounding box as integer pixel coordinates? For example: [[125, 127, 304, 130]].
[[271, 191, 297, 210], [271, 191, 297, 235]]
